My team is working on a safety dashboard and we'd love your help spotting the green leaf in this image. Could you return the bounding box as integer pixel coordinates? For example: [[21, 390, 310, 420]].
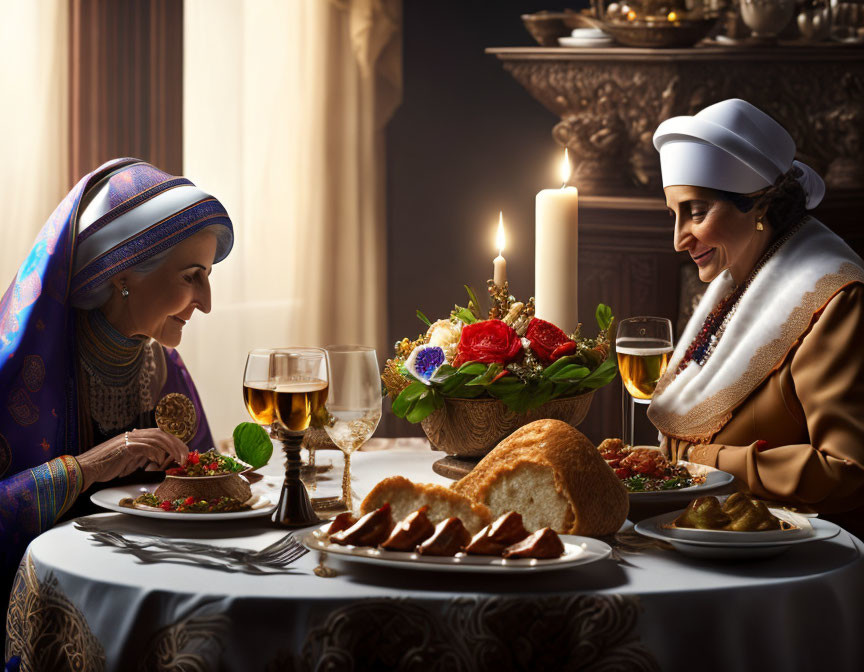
[[595, 304, 613, 331], [486, 378, 524, 397], [416, 310, 432, 327], [466, 363, 503, 386], [541, 355, 578, 378], [392, 382, 427, 417], [440, 374, 471, 395], [575, 358, 618, 390], [406, 389, 443, 423], [547, 365, 590, 382], [454, 307, 478, 324], [232, 422, 273, 469], [457, 362, 487, 376], [464, 285, 482, 318], [448, 385, 486, 399], [429, 364, 458, 384]]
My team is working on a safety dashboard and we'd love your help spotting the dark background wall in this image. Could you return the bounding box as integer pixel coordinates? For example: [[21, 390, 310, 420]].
[[383, 1, 592, 437]]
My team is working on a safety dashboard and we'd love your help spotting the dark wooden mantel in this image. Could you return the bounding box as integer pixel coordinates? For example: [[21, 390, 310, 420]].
[[488, 44, 864, 443]]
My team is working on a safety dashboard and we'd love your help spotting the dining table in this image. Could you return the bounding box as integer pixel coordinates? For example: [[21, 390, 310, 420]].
[[5, 438, 864, 672]]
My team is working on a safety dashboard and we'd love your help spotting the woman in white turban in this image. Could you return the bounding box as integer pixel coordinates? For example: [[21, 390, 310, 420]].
[[648, 99, 864, 532]]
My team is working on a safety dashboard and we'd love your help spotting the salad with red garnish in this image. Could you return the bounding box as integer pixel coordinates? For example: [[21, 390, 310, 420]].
[[165, 449, 246, 477], [598, 439, 706, 492], [122, 492, 250, 513]]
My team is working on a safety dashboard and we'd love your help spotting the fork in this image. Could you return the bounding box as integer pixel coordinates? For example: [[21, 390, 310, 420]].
[[75, 521, 308, 569]]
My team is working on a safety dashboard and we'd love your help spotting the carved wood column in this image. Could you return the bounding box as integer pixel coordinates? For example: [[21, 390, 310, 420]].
[[69, 0, 183, 184]]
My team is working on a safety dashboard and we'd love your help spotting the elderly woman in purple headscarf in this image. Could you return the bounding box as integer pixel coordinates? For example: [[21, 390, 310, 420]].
[[0, 158, 233, 589]]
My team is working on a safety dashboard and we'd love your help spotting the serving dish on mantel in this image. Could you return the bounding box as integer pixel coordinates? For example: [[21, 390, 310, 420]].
[[580, 14, 720, 48]]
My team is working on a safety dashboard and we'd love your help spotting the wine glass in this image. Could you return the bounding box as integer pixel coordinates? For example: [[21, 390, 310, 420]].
[[243, 347, 328, 527], [323, 346, 382, 513], [616, 317, 673, 446]]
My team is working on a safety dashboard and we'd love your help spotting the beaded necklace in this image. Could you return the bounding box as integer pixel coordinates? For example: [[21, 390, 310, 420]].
[[676, 221, 803, 375], [77, 309, 155, 432]]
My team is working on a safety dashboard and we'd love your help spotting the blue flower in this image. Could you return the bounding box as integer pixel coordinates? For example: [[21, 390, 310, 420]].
[[405, 345, 446, 384]]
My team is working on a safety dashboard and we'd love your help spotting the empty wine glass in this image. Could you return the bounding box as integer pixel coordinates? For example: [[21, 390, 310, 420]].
[[323, 346, 382, 513]]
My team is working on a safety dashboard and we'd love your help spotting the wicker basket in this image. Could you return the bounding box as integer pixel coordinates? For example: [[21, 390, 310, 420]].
[[420, 392, 594, 458]]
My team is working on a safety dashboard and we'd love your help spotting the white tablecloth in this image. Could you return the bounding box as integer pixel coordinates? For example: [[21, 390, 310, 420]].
[[6, 442, 864, 671]]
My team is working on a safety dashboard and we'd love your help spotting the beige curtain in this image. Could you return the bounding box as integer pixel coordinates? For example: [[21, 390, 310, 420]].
[[0, 0, 69, 282], [182, 0, 401, 443]]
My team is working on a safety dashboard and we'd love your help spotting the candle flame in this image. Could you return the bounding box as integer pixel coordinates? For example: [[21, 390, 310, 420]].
[[627, 10, 637, 20], [496, 212, 505, 255], [560, 148, 572, 186], [667, 10, 677, 21]]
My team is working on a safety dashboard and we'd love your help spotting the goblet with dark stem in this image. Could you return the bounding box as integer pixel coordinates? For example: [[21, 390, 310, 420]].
[[243, 348, 328, 527]]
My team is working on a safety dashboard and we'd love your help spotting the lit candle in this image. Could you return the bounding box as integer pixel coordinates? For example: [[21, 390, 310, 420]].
[[493, 211, 507, 287], [535, 148, 579, 331]]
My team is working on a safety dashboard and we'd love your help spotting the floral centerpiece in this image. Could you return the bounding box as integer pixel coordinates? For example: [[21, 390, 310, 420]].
[[382, 282, 617, 430]]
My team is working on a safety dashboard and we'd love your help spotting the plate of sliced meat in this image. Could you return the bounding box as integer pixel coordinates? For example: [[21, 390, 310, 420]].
[[301, 504, 612, 573]]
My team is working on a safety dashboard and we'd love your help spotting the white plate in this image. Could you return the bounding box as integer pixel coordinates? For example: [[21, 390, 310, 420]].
[[558, 36, 615, 47], [90, 477, 281, 521], [634, 509, 841, 559], [626, 461, 735, 504], [302, 525, 612, 573]]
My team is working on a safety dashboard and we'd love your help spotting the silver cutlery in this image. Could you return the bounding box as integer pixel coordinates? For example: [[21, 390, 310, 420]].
[[74, 520, 308, 572]]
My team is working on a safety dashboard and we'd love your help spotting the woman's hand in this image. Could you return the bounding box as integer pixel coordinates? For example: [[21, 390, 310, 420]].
[[76, 428, 189, 490]]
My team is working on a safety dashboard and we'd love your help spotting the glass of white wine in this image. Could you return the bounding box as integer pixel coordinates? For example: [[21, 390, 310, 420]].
[[243, 347, 328, 527], [323, 345, 382, 513], [616, 317, 673, 446]]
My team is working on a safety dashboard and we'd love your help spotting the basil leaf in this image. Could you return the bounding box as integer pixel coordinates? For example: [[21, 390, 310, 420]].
[[232, 422, 273, 469]]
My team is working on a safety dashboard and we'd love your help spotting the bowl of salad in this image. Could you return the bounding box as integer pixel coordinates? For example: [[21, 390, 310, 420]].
[[154, 449, 253, 503]]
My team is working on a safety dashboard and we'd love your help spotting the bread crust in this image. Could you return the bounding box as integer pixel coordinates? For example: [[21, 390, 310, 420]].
[[452, 419, 629, 537], [360, 475, 492, 533]]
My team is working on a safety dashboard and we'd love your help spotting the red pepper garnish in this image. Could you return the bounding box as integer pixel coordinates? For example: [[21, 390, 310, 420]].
[[166, 467, 184, 476], [208, 462, 219, 471], [188, 452, 200, 465], [184, 497, 195, 505], [615, 467, 630, 479], [160, 501, 172, 511]]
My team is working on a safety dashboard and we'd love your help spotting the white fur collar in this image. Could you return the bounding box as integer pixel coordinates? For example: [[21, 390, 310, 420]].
[[648, 218, 864, 442]]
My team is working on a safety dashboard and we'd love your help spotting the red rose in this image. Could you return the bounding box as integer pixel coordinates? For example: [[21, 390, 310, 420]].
[[455, 320, 523, 366], [525, 318, 576, 365]]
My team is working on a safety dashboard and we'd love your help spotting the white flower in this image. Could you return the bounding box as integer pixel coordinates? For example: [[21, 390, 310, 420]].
[[426, 319, 462, 362]]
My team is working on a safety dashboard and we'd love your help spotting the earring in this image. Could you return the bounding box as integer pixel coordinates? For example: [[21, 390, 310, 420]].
[[121, 282, 129, 298], [756, 218, 764, 231]]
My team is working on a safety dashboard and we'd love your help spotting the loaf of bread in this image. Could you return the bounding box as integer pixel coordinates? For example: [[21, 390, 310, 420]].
[[451, 419, 629, 537], [360, 476, 491, 534]]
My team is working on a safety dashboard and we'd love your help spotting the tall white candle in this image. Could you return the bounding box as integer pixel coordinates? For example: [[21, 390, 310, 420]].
[[535, 149, 579, 332], [493, 211, 507, 287]]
